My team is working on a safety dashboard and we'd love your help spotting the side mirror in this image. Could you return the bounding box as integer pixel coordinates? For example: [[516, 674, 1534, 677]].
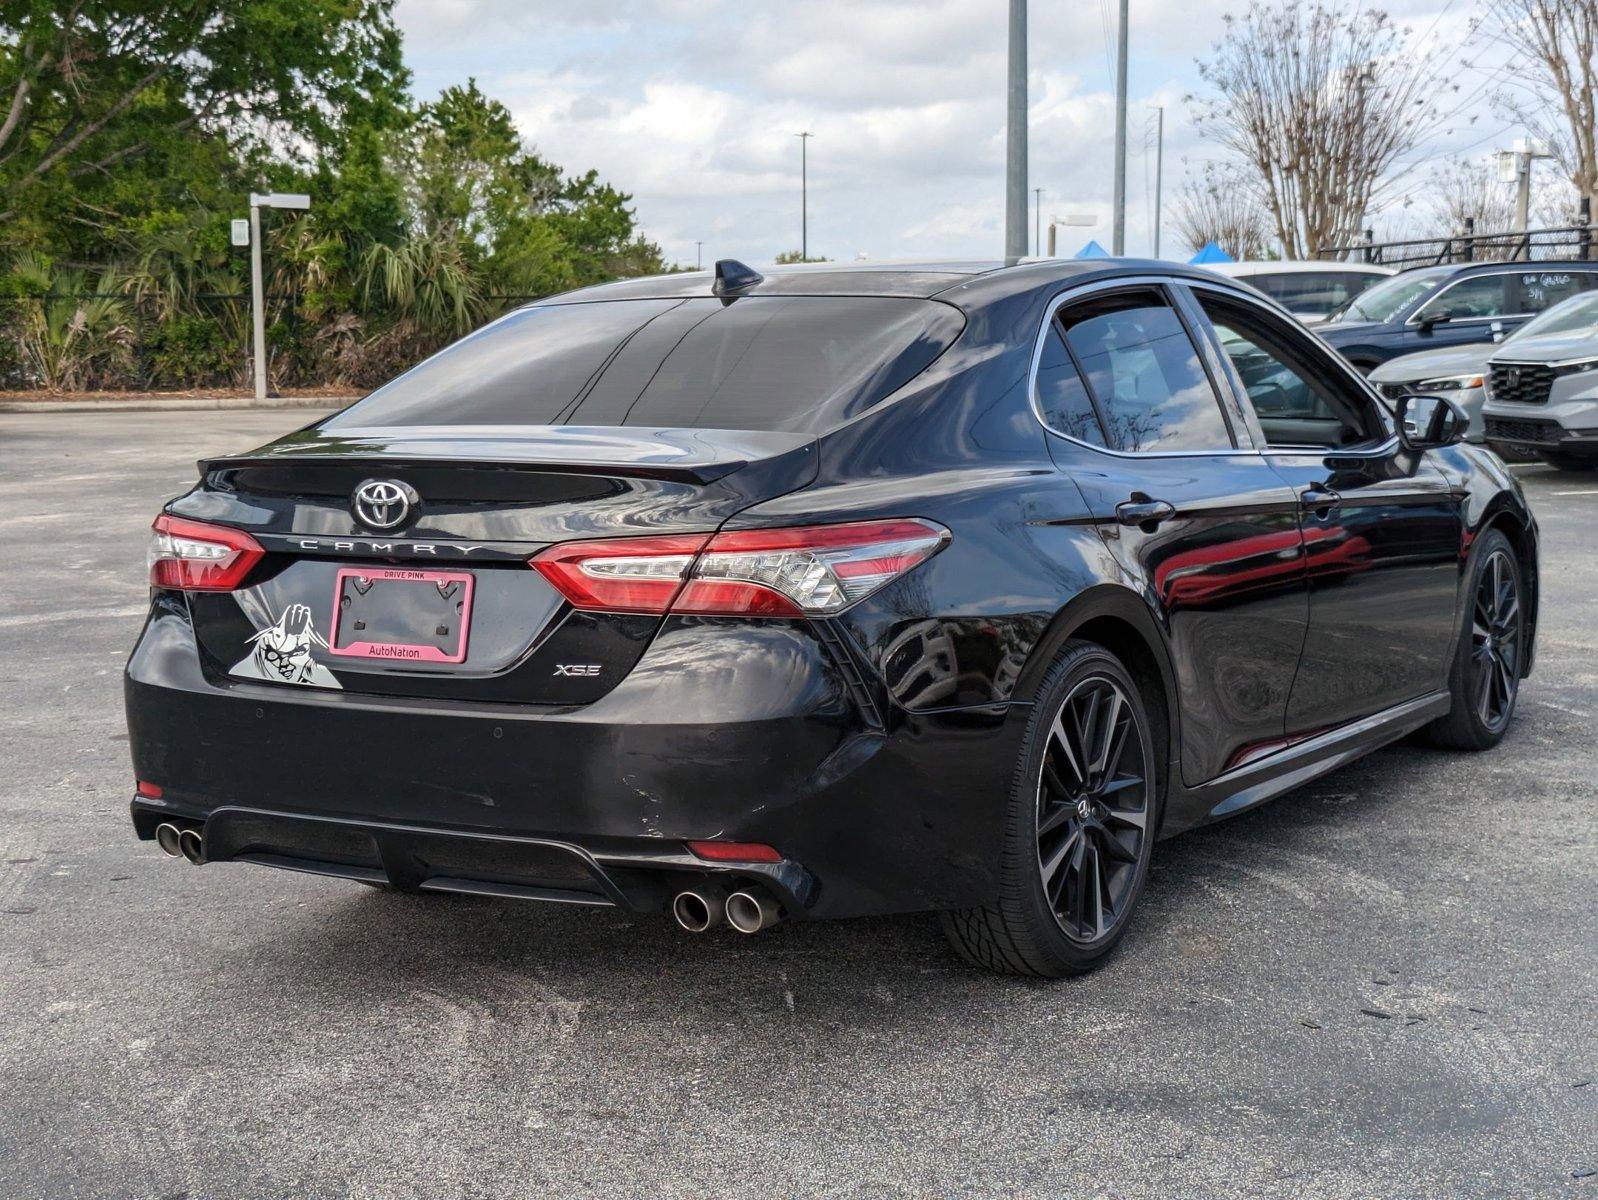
[[1396, 394, 1468, 451], [1417, 308, 1453, 329]]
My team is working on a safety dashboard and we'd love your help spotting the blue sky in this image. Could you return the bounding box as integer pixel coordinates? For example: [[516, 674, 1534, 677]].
[[393, 0, 1514, 266]]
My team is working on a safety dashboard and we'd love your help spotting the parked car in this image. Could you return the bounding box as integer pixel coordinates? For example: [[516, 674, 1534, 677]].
[[1318, 259, 1598, 371], [1202, 260, 1394, 324], [1369, 290, 1598, 442], [126, 257, 1539, 978], [1479, 292, 1598, 470]]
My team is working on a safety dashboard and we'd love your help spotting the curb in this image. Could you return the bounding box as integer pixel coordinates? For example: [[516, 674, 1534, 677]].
[[0, 395, 357, 414]]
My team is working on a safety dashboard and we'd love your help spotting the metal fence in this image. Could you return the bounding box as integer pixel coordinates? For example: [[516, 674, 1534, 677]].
[[1318, 220, 1596, 271]]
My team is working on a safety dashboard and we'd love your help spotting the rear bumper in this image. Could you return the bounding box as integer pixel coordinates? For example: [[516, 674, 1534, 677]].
[[126, 601, 1025, 918]]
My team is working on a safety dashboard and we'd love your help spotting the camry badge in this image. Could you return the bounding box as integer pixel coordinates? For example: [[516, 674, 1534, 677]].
[[352, 479, 418, 530]]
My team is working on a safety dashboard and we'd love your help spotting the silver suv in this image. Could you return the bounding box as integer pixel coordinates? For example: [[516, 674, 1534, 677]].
[[1482, 291, 1598, 471]]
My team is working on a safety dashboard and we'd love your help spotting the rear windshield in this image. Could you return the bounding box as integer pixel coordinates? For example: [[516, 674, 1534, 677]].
[[323, 296, 964, 433]]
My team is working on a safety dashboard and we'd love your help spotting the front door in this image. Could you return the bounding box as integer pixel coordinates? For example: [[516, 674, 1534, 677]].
[[1035, 283, 1310, 787], [1188, 283, 1465, 736]]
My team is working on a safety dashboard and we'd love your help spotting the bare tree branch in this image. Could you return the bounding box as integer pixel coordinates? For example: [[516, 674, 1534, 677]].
[[1191, 2, 1450, 258]]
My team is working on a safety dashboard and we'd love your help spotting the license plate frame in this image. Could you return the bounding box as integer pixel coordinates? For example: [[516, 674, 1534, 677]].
[[327, 567, 475, 664]]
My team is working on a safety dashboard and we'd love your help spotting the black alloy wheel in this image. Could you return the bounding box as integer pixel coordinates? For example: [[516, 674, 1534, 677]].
[[1423, 528, 1524, 751], [1036, 676, 1151, 942], [1470, 548, 1521, 734], [942, 640, 1158, 977]]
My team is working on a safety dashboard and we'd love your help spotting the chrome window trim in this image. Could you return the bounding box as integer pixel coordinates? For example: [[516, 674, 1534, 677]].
[[1026, 274, 1256, 460]]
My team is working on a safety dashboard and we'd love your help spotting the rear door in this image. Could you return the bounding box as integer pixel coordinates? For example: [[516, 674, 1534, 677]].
[[1037, 282, 1310, 786], [1188, 282, 1463, 733]]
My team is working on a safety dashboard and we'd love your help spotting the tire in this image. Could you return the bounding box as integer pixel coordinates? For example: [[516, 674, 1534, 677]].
[[941, 640, 1160, 978], [1421, 529, 1525, 751], [1536, 450, 1598, 471]]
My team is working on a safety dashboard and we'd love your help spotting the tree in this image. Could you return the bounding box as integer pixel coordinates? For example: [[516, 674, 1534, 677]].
[[1191, 2, 1449, 258], [1482, 0, 1598, 214], [1172, 166, 1272, 259], [774, 250, 832, 264], [0, 0, 409, 224], [1416, 156, 1578, 239]]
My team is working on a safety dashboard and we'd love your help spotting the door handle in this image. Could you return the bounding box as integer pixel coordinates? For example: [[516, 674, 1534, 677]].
[[1115, 496, 1176, 527], [1300, 486, 1341, 520]]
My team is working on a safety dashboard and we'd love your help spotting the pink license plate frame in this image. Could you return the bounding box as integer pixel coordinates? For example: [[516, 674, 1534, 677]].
[[328, 567, 475, 664]]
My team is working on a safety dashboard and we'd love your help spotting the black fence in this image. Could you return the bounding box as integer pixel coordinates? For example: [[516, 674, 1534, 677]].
[[1319, 215, 1596, 271]]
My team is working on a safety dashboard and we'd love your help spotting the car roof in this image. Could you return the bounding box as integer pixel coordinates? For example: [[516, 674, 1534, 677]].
[[1204, 261, 1396, 277], [539, 257, 1252, 307], [1408, 259, 1598, 280]]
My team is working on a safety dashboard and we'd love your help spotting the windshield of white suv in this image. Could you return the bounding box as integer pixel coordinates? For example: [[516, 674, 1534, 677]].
[[1329, 272, 1445, 324], [1507, 291, 1598, 342]]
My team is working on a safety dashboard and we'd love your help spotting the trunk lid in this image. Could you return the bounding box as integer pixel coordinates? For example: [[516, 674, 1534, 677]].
[[168, 426, 817, 704]]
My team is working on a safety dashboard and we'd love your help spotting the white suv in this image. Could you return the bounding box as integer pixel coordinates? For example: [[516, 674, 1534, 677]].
[[1481, 291, 1598, 471]]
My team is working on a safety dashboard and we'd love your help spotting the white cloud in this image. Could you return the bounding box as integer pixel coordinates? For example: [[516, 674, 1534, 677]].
[[395, 0, 1509, 265]]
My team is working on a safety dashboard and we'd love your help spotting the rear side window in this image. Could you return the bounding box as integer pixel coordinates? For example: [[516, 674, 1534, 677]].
[[1248, 271, 1381, 316], [326, 296, 964, 433], [1056, 288, 1234, 452], [1034, 323, 1107, 446], [1515, 269, 1596, 314]]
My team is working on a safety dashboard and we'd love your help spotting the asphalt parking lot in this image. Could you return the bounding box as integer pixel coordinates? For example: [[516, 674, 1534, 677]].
[[1, 408, 1594, 1199]]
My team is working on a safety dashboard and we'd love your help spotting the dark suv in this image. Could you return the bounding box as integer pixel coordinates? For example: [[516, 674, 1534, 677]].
[[1318, 260, 1598, 371]]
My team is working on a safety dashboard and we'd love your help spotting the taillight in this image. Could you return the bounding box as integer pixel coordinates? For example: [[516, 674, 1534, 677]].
[[530, 533, 711, 614], [685, 839, 784, 863], [148, 514, 265, 591], [530, 518, 948, 617]]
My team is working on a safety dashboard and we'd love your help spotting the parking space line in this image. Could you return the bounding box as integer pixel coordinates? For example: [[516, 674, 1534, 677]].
[[1553, 489, 1598, 496]]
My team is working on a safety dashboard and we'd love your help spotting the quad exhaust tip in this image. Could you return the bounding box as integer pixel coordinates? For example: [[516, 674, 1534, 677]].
[[671, 883, 727, 933], [725, 887, 782, 934]]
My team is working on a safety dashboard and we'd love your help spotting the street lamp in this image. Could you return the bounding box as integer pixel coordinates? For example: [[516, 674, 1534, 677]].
[[796, 132, 814, 260], [245, 191, 310, 402]]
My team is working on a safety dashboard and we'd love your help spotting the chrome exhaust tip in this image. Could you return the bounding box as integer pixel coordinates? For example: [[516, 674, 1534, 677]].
[[672, 883, 727, 933], [725, 887, 782, 935], [154, 823, 183, 858], [177, 827, 206, 865]]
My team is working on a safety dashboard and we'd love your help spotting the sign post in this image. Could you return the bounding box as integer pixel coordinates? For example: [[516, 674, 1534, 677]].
[[244, 192, 311, 402]]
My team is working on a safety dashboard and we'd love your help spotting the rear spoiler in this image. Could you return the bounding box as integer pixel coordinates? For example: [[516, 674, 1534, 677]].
[[199, 426, 817, 487]]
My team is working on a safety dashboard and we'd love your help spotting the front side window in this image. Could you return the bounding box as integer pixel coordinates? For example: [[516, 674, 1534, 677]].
[[1198, 292, 1382, 449], [1056, 288, 1234, 452], [1417, 274, 1509, 321]]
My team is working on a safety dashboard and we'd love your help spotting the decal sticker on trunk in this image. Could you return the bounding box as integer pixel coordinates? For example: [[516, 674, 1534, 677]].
[[230, 603, 342, 689]]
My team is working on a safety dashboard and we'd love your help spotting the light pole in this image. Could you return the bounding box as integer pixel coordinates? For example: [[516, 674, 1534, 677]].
[[695, 241, 703, 270], [245, 191, 310, 402], [1033, 187, 1043, 256], [796, 131, 814, 260], [1111, 0, 1129, 254], [1047, 213, 1096, 258], [1498, 139, 1554, 260], [1151, 105, 1164, 258], [1005, 0, 1028, 261]]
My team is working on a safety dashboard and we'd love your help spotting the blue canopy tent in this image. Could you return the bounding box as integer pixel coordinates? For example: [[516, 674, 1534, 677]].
[[1188, 241, 1234, 264], [1074, 239, 1110, 259]]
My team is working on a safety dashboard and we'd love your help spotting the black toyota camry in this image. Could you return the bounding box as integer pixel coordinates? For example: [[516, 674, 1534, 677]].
[[126, 257, 1539, 977]]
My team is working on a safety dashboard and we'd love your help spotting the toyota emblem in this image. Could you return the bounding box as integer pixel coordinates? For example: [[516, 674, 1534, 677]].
[[352, 479, 418, 530]]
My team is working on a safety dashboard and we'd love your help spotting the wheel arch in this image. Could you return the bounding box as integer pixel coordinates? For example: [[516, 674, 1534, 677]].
[[1477, 501, 1539, 677], [1016, 586, 1180, 817]]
